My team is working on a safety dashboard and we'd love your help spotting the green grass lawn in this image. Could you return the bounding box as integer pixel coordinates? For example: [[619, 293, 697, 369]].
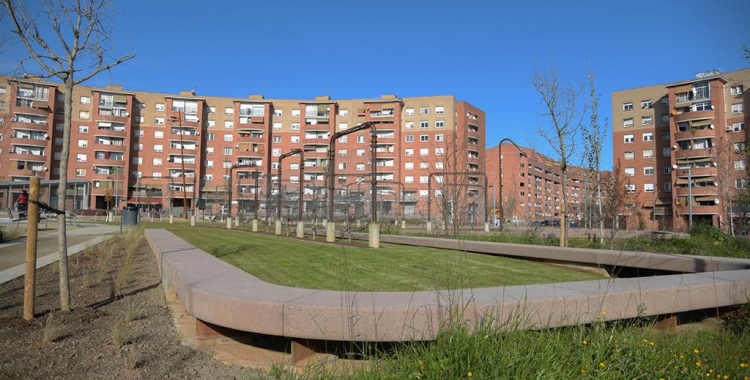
[[156, 224, 606, 291]]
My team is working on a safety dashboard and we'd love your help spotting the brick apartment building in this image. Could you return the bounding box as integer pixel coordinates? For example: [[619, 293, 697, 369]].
[[0, 76, 486, 221], [612, 68, 749, 231], [485, 144, 591, 226]]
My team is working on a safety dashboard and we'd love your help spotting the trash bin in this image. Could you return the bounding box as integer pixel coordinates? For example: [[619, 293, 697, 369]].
[[122, 206, 139, 226]]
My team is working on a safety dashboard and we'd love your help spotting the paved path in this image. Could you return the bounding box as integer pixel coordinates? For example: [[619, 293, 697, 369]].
[[0, 222, 122, 284]]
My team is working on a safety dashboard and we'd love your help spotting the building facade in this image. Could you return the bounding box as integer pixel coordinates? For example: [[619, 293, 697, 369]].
[[612, 69, 749, 231], [0, 77, 486, 221], [486, 144, 591, 227]]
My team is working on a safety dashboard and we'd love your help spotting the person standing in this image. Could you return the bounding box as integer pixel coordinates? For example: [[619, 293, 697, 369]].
[[16, 189, 29, 218]]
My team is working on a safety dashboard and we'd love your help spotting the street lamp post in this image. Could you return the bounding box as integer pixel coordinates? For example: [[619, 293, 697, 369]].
[[673, 164, 693, 231], [497, 138, 526, 231]]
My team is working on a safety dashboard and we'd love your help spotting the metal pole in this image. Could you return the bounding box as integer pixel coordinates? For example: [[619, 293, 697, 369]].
[[253, 170, 259, 218], [370, 128, 378, 223], [688, 168, 693, 233], [298, 150, 304, 222]]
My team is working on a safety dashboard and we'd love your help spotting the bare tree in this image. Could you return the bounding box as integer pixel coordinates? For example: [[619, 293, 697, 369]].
[[581, 72, 606, 244], [3, 0, 135, 311], [531, 68, 587, 247], [601, 161, 634, 248]]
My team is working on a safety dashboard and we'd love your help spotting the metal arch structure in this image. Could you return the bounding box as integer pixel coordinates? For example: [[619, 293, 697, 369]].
[[326, 122, 378, 223], [497, 139, 526, 230], [427, 171, 489, 227], [276, 148, 305, 221]]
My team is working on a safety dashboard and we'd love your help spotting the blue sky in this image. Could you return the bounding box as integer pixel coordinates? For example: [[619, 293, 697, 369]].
[[3, 0, 749, 170]]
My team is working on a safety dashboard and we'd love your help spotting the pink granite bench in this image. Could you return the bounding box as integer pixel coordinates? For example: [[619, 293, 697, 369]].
[[145, 228, 750, 364]]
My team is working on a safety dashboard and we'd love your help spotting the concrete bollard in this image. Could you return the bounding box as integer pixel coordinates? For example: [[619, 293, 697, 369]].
[[275, 220, 282, 235], [326, 222, 336, 243], [401, 220, 406, 229], [426, 221, 432, 231], [191, 215, 196, 226], [296, 221, 304, 238], [227, 218, 232, 229], [234, 216, 239, 227], [484, 222, 489, 232], [368, 223, 380, 248], [252, 219, 258, 232], [169, 215, 174, 224]]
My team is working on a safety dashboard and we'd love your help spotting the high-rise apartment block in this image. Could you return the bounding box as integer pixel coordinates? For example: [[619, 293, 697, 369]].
[[0, 77, 485, 220], [612, 68, 749, 231]]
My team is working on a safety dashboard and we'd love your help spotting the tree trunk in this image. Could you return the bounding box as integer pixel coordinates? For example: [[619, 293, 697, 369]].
[[56, 75, 73, 312]]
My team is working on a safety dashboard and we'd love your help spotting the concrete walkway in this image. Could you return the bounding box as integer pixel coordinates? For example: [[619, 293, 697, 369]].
[[0, 222, 122, 285]]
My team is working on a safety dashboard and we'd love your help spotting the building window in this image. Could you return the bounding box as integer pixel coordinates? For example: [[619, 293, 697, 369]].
[[224, 121, 234, 129], [272, 148, 281, 157], [225, 107, 234, 115], [291, 135, 300, 143], [435, 120, 444, 128], [643, 132, 653, 142], [153, 158, 162, 166], [75, 168, 86, 176], [224, 134, 233, 142], [641, 116, 653, 126], [80, 96, 90, 105], [735, 160, 746, 170], [644, 166, 654, 175], [153, 144, 163, 152], [339, 109, 348, 117], [338, 149, 347, 157], [405, 108, 414, 116], [356, 149, 365, 157], [435, 106, 444, 114], [356, 163, 365, 171], [733, 122, 746, 132], [625, 184, 636, 193], [79, 125, 89, 133], [206, 146, 214, 154], [420, 121, 429, 129], [405, 162, 414, 170], [405, 121, 414, 129], [643, 149, 654, 158], [662, 147, 671, 157], [419, 107, 429, 115], [623, 118, 634, 128], [221, 147, 230, 155], [624, 151, 635, 160], [273, 136, 281, 143], [155, 117, 164, 125], [734, 142, 746, 153], [623, 103, 633, 111], [273, 109, 283, 117], [339, 122, 348, 131], [404, 148, 414, 156], [155, 103, 165, 111], [357, 135, 365, 143], [661, 113, 669, 124], [339, 136, 347, 143], [641, 100, 652, 109], [624, 167, 635, 177], [732, 103, 744, 114], [133, 157, 142, 165], [207, 120, 215, 128], [736, 178, 748, 189], [419, 176, 429, 184], [273, 122, 282, 130], [419, 148, 429, 156], [731, 85, 744, 95], [663, 166, 671, 175], [291, 122, 300, 130], [291, 109, 300, 117], [79, 110, 90, 119], [76, 153, 87, 162], [664, 182, 672, 192], [405, 134, 414, 142], [624, 134, 634, 143], [661, 132, 669, 140], [644, 183, 654, 193], [77, 139, 87, 148], [435, 134, 444, 142], [420, 162, 429, 169], [405, 176, 414, 184], [420, 135, 429, 142], [435, 147, 444, 155], [419, 190, 428, 197]]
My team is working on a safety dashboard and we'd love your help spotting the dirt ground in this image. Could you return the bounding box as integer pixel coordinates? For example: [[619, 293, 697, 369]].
[[0, 232, 272, 379]]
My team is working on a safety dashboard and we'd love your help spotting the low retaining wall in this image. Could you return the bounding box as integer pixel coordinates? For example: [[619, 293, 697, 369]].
[[146, 228, 750, 345]]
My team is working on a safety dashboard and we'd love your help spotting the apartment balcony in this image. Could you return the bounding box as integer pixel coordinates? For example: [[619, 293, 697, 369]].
[[674, 183, 718, 197], [14, 101, 51, 116], [238, 114, 266, 126], [672, 109, 714, 124], [237, 133, 265, 143], [399, 195, 418, 203], [674, 128, 716, 141], [9, 116, 50, 131], [96, 108, 130, 123], [676, 203, 720, 215], [367, 108, 395, 123], [9, 149, 46, 161], [673, 148, 713, 160], [94, 141, 126, 153], [168, 109, 200, 127], [94, 128, 127, 138], [468, 124, 479, 134], [674, 166, 716, 178], [8, 167, 47, 177], [10, 135, 49, 147]]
